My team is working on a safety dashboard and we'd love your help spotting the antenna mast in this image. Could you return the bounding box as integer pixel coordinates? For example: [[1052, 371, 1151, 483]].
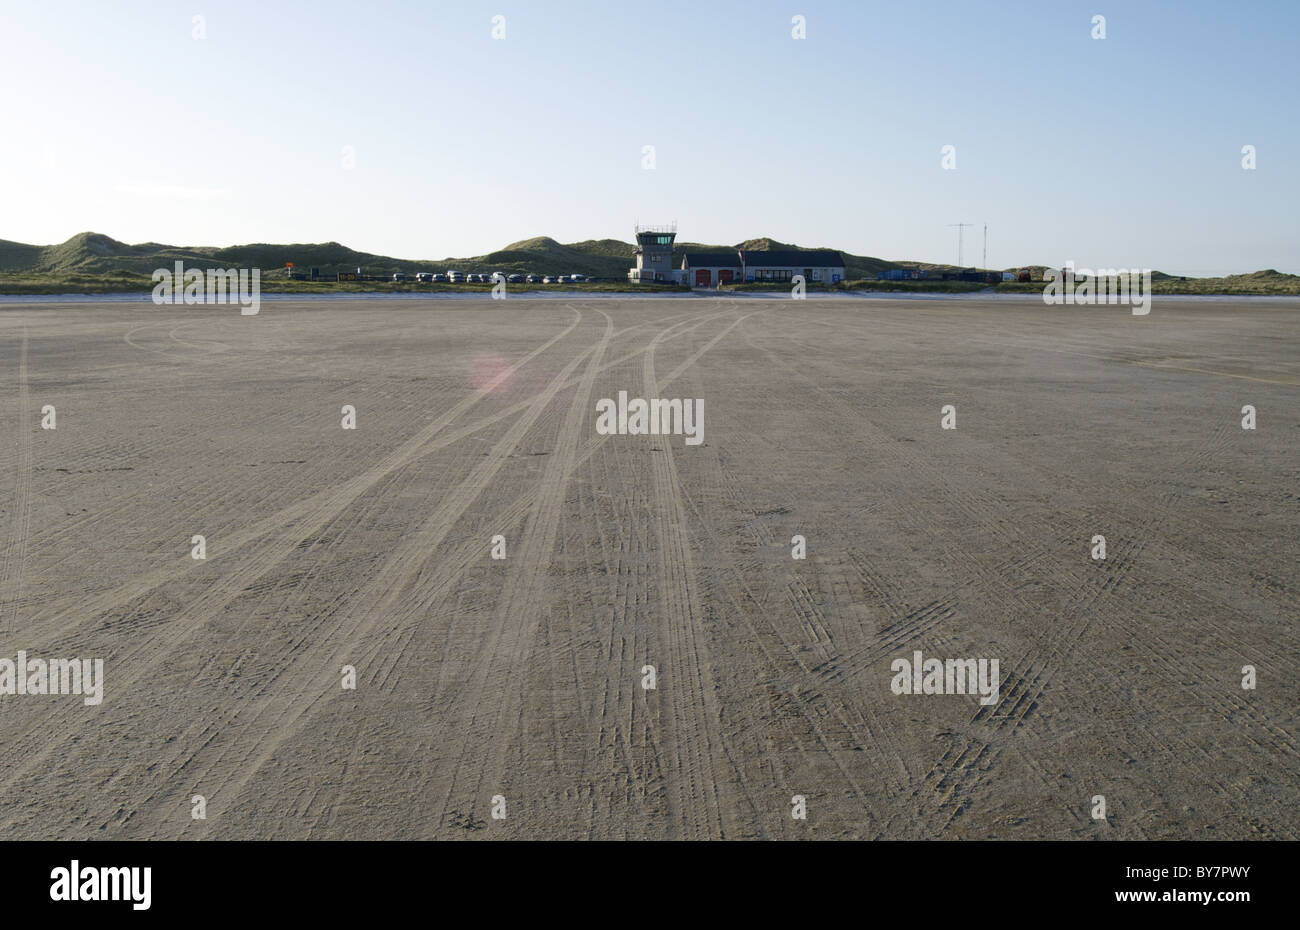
[[947, 222, 973, 267]]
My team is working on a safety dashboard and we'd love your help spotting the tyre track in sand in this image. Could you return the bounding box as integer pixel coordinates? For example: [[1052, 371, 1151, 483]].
[[675, 456, 888, 836], [129, 314, 610, 836], [0, 304, 748, 832], [637, 322, 737, 840], [773, 306, 1297, 835], [128, 305, 732, 835], [0, 308, 588, 815], [230, 306, 732, 718], [644, 380, 905, 835], [20, 305, 709, 640], [347, 305, 722, 692], [6, 308, 586, 657], [299, 303, 763, 836], [741, 311, 1148, 830], [428, 309, 614, 832], [0, 329, 33, 635], [343, 304, 761, 836]]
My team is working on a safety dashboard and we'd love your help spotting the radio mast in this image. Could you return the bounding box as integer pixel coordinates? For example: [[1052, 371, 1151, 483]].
[[947, 223, 973, 267]]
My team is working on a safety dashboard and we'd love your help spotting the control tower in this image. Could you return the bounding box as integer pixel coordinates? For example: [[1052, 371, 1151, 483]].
[[628, 223, 678, 284]]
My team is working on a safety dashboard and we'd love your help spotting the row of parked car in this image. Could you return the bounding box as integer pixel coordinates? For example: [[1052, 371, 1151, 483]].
[[397, 271, 600, 285]]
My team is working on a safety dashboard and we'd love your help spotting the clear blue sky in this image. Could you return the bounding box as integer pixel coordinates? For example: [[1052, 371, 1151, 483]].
[[1, 0, 1296, 274]]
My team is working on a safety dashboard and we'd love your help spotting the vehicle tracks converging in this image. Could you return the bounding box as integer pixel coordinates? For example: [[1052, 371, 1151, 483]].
[[1, 302, 759, 834], [1, 297, 1295, 840], [0, 306, 590, 821]]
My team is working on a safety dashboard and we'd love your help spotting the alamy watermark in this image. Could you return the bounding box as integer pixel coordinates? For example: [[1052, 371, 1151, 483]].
[[1042, 262, 1151, 315], [50, 860, 150, 910], [595, 391, 703, 446], [890, 650, 1000, 705], [152, 261, 261, 315], [0, 651, 104, 705]]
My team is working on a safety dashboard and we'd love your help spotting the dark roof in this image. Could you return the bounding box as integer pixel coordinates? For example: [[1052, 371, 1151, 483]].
[[682, 251, 740, 267], [742, 249, 844, 267]]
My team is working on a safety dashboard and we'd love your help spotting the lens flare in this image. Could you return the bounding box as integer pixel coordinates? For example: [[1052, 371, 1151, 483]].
[[470, 355, 512, 394]]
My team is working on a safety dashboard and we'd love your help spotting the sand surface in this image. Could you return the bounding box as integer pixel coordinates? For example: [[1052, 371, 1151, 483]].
[[0, 296, 1295, 839]]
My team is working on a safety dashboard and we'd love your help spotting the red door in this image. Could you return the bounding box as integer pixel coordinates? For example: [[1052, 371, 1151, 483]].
[[718, 269, 734, 284], [695, 269, 711, 287]]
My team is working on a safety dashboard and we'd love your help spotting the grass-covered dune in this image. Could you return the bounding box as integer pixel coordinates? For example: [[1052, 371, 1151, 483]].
[[1, 232, 1296, 296]]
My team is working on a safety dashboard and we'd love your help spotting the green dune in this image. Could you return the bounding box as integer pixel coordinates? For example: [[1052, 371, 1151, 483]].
[[1, 232, 1296, 295]]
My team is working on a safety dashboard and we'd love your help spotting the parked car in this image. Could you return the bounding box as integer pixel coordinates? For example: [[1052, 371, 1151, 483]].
[[525, 274, 540, 284], [415, 272, 433, 283], [557, 275, 570, 284], [507, 273, 522, 283], [569, 273, 586, 283], [392, 272, 407, 282], [447, 270, 465, 283], [542, 276, 556, 284], [432, 273, 447, 283]]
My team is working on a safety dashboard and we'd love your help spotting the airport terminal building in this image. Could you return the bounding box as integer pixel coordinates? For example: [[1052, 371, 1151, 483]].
[[681, 249, 845, 288], [627, 225, 845, 287]]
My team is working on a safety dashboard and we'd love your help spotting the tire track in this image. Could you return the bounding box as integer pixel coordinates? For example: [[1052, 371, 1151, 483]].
[[431, 309, 615, 831], [0, 328, 32, 635], [343, 304, 762, 836], [738, 311, 1208, 831], [338, 305, 741, 691], [0, 308, 588, 811], [340, 305, 761, 835], [8, 308, 587, 656], [117, 314, 607, 836], [2, 303, 776, 833], [640, 323, 735, 840], [21, 305, 711, 634], [676, 463, 893, 836]]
